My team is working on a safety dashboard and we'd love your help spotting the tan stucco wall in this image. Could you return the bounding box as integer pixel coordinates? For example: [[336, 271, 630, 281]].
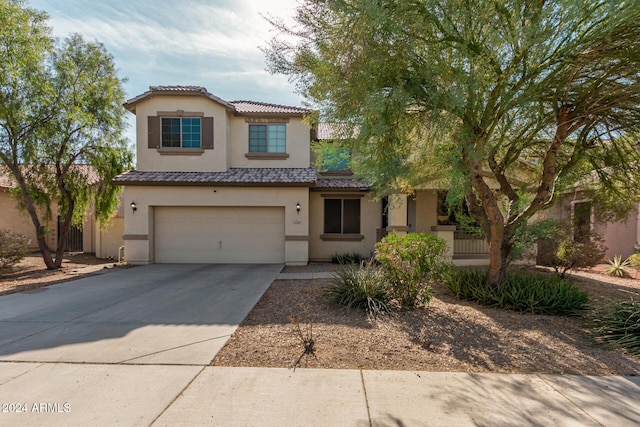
[[540, 192, 639, 260], [228, 117, 311, 168], [134, 96, 229, 172], [308, 192, 382, 261], [133, 96, 311, 172], [0, 189, 57, 250], [600, 209, 638, 259], [122, 185, 309, 265], [415, 190, 438, 233], [95, 217, 124, 259]]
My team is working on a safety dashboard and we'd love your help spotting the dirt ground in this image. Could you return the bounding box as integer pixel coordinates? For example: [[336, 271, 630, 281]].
[[213, 263, 640, 375], [0, 252, 129, 296]]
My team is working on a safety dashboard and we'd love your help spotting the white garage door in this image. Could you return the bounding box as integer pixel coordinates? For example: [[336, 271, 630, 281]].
[[154, 206, 285, 264]]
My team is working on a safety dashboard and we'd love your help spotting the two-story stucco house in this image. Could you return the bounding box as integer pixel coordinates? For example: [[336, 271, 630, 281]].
[[114, 85, 493, 266], [114, 86, 390, 265]]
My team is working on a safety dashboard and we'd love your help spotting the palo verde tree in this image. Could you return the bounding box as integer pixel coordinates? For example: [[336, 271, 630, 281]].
[[264, 0, 640, 286], [0, 0, 131, 269]]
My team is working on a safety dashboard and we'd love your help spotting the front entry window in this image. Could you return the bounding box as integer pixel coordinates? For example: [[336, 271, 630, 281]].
[[324, 198, 360, 234]]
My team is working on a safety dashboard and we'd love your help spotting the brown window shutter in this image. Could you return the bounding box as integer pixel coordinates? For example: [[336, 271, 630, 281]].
[[148, 116, 160, 148], [202, 117, 214, 149]]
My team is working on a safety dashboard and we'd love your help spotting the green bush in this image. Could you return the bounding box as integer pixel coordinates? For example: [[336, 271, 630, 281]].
[[325, 262, 390, 316], [537, 234, 606, 278], [330, 252, 364, 265], [0, 230, 30, 269], [445, 269, 589, 315], [589, 299, 640, 355], [375, 232, 448, 308], [628, 253, 640, 278]]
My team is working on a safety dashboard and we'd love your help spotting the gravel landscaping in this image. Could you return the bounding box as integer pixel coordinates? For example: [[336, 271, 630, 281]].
[[213, 264, 640, 375]]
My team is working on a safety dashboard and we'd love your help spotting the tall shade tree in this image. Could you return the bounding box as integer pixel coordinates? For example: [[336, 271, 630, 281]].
[[0, 0, 131, 269], [264, 0, 640, 286]]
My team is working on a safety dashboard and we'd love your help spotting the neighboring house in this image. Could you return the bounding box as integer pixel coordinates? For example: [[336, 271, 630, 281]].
[[115, 85, 490, 266], [0, 169, 124, 260], [540, 191, 640, 260]]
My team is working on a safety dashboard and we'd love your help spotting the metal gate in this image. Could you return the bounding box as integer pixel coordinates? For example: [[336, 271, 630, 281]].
[[57, 217, 83, 252]]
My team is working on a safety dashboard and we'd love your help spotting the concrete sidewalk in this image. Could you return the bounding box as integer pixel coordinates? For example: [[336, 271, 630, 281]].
[[0, 266, 638, 426], [0, 364, 638, 426], [278, 272, 334, 280]]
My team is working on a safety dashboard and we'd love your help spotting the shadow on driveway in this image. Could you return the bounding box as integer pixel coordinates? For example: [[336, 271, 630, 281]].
[[0, 264, 281, 365]]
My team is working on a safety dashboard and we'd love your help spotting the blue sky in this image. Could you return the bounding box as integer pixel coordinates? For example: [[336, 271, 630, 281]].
[[28, 0, 304, 143]]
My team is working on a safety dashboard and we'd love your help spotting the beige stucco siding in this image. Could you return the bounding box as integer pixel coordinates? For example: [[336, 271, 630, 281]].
[[122, 185, 309, 265], [228, 117, 311, 168], [0, 189, 58, 250], [308, 192, 382, 261], [134, 96, 229, 172], [599, 209, 638, 259]]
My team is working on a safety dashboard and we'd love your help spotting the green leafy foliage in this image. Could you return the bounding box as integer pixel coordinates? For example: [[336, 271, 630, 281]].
[[264, 0, 640, 287], [605, 255, 631, 278], [0, 230, 30, 269], [0, 1, 131, 269], [326, 262, 390, 317], [375, 233, 448, 308], [330, 252, 365, 265], [537, 232, 606, 278], [628, 254, 640, 278], [589, 300, 640, 355], [445, 269, 589, 315]]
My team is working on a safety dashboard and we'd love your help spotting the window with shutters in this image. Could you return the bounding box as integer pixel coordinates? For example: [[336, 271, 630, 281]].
[[147, 114, 213, 151], [161, 117, 201, 148]]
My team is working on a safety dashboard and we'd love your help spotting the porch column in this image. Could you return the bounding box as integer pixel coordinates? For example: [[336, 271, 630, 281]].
[[431, 225, 455, 261], [386, 194, 409, 236]]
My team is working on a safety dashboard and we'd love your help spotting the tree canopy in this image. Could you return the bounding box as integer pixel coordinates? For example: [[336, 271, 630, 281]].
[[0, 0, 131, 269], [265, 0, 640, 285]]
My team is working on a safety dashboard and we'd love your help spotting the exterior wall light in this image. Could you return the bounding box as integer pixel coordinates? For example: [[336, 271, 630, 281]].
[[130, 201, 137, 213], [296, 202, 301, 214]]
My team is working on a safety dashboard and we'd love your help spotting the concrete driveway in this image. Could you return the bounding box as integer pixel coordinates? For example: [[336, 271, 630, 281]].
[[0, 264, 281, 365]]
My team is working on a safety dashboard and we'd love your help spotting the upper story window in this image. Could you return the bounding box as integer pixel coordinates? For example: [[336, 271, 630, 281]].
[[161, 117, 201, 148], [249, 124, 286, 153]]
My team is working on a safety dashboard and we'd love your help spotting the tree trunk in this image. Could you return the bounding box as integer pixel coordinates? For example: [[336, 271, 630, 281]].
[[9, 168, 57, 269]]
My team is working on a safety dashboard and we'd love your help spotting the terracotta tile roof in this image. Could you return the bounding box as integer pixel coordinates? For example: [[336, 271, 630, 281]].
[[124, 86, 235, 112], [316, 176, 370, 190], [231, 101, 311, 115], [0, 165, 100, 188], [113, 168, 318, 186], [124, 86, 311, 116]]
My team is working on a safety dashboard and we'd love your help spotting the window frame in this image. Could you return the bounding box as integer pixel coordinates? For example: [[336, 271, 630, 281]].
[[321, 196, 363, 241], [248, 123, 287, 154], [161, 116, 202, 149]]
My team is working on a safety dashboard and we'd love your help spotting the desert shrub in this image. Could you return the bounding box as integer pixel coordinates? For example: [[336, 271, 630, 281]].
[[589, 299, 640, 355], [325, 262, 390, 316], [0, 230, 30, 269], [537, 233, 606, 278], [445, 269, 589, 315], [375, 232, 448, 308], [605, 255, 631, 278], [628, 253, 640, 278], [330, 252, 364, 265]]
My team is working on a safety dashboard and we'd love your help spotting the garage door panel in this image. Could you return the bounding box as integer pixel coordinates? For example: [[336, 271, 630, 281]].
[[155, 207, 284, 264]]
